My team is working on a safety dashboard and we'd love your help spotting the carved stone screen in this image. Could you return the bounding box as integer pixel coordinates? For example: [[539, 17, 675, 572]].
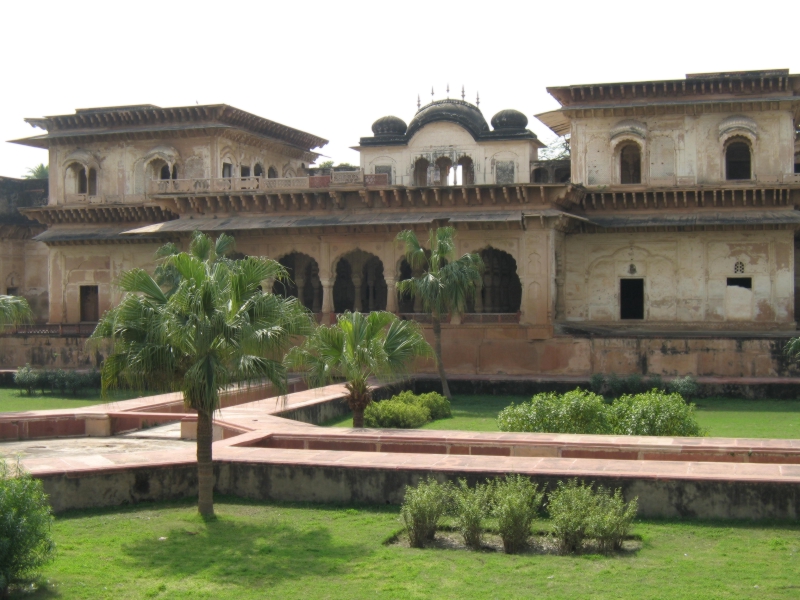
[[495, 161, 515, 185], [374, 165, 392, 185]]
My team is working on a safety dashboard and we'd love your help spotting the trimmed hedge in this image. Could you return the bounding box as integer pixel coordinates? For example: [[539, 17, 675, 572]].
[[14, 365, 101, 397], [498, 388, 706, 437], [363, 391, 451, 428]]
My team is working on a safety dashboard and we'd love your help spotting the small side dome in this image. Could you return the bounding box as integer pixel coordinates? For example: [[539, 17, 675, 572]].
[[491, 109, 528, 130], [372, 115, 407, 136]]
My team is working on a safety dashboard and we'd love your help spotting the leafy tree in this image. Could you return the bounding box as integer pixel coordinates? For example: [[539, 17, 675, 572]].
[[0, 460, 56, 597], [396, 227, 483, 399], [0, 295, 32, 328], [538, 136, 571, 161], [23, 164, 48, 180], [91, 232, 312, 516], [287, 311, 432, 427], [316, 160, 334, 170]]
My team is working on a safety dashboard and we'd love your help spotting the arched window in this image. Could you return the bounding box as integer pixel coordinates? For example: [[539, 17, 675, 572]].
[[254, 163, 264, 177], [413, 158, 430, 186], [160, 164, 171, 180], [87, 168, 97, 195], [725, 139, 752, 180], [619, 144, 642, 184], [267, 166, 278, 179], [532, 168, 549, 183], [77, 166, 88, 194], [457, 156, 474, 185], [555, 167, 571, 183], [240, 165, 251, 177], [434, 156, 452, 186], [222, 162, 233, 178]]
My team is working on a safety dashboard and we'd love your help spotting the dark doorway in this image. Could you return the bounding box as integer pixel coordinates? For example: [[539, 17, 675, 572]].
[[725, 141, 751, 180], [620, 279, 644, 320], [80, 285, 99, 322]]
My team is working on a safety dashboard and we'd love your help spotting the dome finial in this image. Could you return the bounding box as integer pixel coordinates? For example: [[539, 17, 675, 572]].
[[461, 85, 465, 101], [446, 83, 450, 99], [431, 86, 434, 101], [476, 91, 480, 106], [417, 94, 420, 110]]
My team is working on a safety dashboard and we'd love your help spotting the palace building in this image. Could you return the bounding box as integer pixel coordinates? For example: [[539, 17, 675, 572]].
[[2, 69, 800, 377]]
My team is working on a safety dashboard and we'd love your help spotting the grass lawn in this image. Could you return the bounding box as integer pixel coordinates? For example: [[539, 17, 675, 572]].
[[324, 394, 800, 438], [12, 498, 799, 599], [0, 387, 148, 413]]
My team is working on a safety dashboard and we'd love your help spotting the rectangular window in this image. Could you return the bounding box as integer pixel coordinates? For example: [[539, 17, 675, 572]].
[[80, 285, 99, 322], [240, 166, 251, 177], [495, 161, 515, 185], [374, 165, 392, 185], [620, 279, 644, 320], [222, 163, 233, 178], [6, 287, 18, 296], [727, 277, 752, 289]]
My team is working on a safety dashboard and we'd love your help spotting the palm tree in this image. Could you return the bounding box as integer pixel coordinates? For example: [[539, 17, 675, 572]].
[[0, 294, 32, 328], [286, 311, 432, 427], [396, 227, 483, 400], [23, 164, 48, 179], [91, 232, 313, 516]]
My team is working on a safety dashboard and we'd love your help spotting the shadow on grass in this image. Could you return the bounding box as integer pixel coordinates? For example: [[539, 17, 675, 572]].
[[693, 397, 800, 413]]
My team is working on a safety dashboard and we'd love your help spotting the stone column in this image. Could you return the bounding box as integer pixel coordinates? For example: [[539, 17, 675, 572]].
[[386, 277, 398, 313], [321, 278, 334, 324], [295, 275, 305, 308], [311, 278, 321, 313]]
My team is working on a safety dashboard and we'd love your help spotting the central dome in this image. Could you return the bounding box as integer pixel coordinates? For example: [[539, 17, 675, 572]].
[[406, 99, 490, 140]]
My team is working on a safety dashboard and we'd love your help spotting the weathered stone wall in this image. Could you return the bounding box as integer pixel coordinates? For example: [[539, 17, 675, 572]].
[[563, 229, 795, 325]]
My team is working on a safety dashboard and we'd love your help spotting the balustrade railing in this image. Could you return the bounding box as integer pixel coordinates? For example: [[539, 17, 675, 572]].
[[4, 323, 98, 337], [146, 171, 389, 196]]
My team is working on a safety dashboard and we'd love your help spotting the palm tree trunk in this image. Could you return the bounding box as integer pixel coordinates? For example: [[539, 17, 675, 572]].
[[431, 315, 451, 400], [353, 406, 365, 428], [196, 409, 215, 517]]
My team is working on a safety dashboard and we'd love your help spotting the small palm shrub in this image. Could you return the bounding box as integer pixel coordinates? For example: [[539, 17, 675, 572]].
[[13, 365, 37, 396], [591, 488, 638, 553], [548, 479, 597, 553], [667, 375, 699, 399], [491, 475, 544, 554], [611, 390, 706, 437], [497, 389, 611, 435], [394, 391, 451, 420], [451, 479, 492, 550], [363, 400, 430, 428], [0, 460, 56, 596], [400, 477, 451, 548]]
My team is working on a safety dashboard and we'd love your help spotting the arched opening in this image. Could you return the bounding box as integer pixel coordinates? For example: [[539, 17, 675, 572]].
[[267, 166, 278, 179], [271, 252, 322, 312], [66, 163, 87, 194], [619, 143, 642, 184], [240, 165, 251, 177], [532, 167, 549, 183], [456, 156, 474, 185], [333, 250, 387, 313], [794, 154, 800, 174], [725, 139, 752, 180], [469, 248, 521, 313], [222, 162, 233, 178], [435, 156, 452, 186], [413, 158, 430, 186], [555, 167, 571, 183], [254, 163, 264, 178], [397, 259, 415, 313], [160, 164, 171, 180], [87, 168, 97, 195]]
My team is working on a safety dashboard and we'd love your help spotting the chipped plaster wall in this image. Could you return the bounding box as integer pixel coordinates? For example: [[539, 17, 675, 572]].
[[0, 238, 48, 321], [358, 122, 538, 186], [571, 111, 797, 186], [563, 230, 795, 325]]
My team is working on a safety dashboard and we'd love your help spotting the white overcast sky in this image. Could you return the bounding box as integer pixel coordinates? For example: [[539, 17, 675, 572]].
[[1, 0, 796, 178]]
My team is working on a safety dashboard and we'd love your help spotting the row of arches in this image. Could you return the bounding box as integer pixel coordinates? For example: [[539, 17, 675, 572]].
[[270, 247, 522, 315], [412, 156, 475, 186], [222, 162, 281, 179]]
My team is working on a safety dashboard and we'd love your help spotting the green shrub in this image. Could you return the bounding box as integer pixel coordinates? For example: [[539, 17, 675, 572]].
[[47, 370, 68, 394], [394, 390, 451, 420], [13, 365, 37, 396], [400, 477, 451, 548], [667, 375, 699, 399], [451, 479, 492, 550], [611, 390, 706, 437], [606, 373, 626, 397], [625, 373, 644, 394], [589, 373, 605, 395], [491, 475, 544, 554], [497, 389, 611, 435], [589, 487, 638, 554], [0, 460, 56, 595], [644, 374, 664, 391], [547, 479, 597, 553], [364, 400, 430, 428]]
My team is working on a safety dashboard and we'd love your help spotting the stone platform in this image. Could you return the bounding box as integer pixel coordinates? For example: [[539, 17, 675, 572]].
[[1, 381, 799, 519]]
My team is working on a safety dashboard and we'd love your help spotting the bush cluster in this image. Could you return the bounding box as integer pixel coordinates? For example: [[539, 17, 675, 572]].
[[548, 479, 638, 553], [364, 391, 450, 428], [14, 365, 101, 396], [590, 373, 698, 398], [497, 388, 706, 437], [399, 476, 635, 555], [0, 460, 56, 595]]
